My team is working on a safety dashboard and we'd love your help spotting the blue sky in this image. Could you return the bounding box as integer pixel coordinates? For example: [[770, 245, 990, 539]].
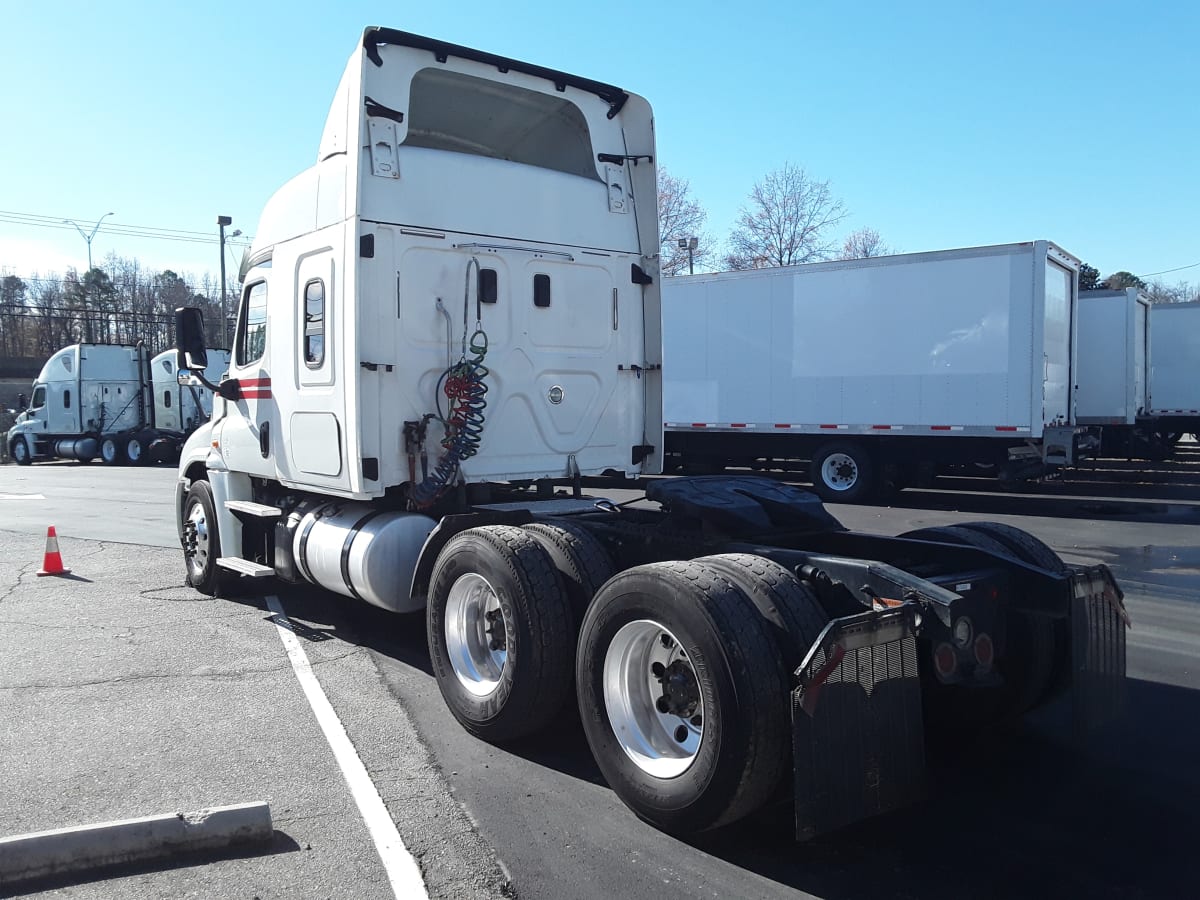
[[1, 0, 1196, 287]]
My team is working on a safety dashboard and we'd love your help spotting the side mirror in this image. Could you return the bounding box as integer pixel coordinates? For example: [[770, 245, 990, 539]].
[[175, 307, 209, 371]]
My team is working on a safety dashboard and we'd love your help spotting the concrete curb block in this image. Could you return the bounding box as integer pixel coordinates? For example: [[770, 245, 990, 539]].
[[0, 801, 273, 888]]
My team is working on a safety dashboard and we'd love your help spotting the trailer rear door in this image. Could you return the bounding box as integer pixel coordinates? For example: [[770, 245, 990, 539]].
[[1042, 258, 1074, 425]]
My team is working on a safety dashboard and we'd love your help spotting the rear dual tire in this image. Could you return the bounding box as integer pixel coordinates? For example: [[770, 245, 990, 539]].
[[809, 441, 874, 504], [577, 556, 829, 834]]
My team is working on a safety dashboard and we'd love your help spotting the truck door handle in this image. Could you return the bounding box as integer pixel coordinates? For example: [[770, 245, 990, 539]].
[[259, 421, 270, 458]]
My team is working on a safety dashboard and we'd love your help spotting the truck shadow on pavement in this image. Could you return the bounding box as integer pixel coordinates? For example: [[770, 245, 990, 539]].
[[225, 584, 1195, 900], [691, 676, 1197, 900]]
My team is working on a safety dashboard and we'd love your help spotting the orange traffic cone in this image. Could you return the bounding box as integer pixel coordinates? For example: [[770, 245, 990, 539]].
[[36, 526, 71, 577]]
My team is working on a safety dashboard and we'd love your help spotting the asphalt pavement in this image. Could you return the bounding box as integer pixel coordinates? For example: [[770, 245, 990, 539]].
[[2, 461, 1199, 898], [0, 528, 508, 899]]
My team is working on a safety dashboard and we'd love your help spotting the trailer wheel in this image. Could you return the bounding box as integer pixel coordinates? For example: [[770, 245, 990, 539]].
[[577, 560, 790, 834], [522, 522, 614, 620], [427, 526, 575, 742], [694, 553, 829, 674], [900, 525, 1056, 720], [11, 437, 32, 466], [100, 437, 126, 466], [181, 480, 227, 596], [809, 441, 874, 503]]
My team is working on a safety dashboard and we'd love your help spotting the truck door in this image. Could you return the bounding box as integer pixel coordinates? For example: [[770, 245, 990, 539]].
[[1042, 259, 1073, 425], [217, 280, 277, 479], [25, 385, 48, 434], [282, 246, 349, 490]]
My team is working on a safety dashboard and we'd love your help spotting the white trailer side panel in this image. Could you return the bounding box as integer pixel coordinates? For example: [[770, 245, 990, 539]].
[[1076, 289, 1149, 425], [664, 242, 1077, 436], [1149, 301, 1200, 415]]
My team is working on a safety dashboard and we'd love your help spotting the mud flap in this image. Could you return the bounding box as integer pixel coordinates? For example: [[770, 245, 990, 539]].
[[1069, 566, 1129, 734], [792, 605, 924, 841]]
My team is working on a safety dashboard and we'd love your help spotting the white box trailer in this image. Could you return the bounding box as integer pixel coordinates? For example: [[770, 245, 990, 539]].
[[6, 343, 195, 466], [169, 27, 1127, 843], [662, 241, 1088, 501], [152, 348, 231, 434], [1074, 289, 1159, 457], [1148, 300, 1200, 436]]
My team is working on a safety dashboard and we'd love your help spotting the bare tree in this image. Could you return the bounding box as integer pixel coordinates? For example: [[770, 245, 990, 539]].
[[838, 227, 892, 260], [657, 168, 713, 275], [1144, 279, 1199, 304], [724, 163, 847, 270]]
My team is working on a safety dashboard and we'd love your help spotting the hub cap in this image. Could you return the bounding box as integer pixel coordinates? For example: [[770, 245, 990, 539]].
[[183, 500, 211, 580], [127, 439, 142, 462], [603, 620, 704, 778], [820, 452, 859, 491], [444, 573, 508, 697]]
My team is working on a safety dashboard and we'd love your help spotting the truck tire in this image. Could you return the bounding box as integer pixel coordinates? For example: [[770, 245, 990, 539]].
[[100, 436, 126, 466], [522, 522, 614, 620], [693, 553, 829, 675], [900, 525, 1056, 720], [952, 521, 1071, 705], [809, 441, 874, 504], [576, 560, 790, 834], [953, 521, 1069, 574], [181, 480, 227, 596], [427, 525, 575, 742], [11, 437, 32, 466], [125, 433, 148, 466]]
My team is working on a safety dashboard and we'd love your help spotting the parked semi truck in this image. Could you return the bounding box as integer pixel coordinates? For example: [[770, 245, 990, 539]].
[[7, 342, 209, 466], [173, 27, 1127, 840], [661, 242, 1093, 502], [152, 348, 231, 435]]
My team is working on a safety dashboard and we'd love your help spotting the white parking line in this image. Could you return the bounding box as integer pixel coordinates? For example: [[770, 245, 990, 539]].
[[0, 493, 46, 500], [267, 595, 428, 900]]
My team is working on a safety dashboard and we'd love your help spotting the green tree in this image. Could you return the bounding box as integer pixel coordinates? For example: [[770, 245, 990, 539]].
[[1104, 271, 1146, 290], [1078, 263, 1100, 292]]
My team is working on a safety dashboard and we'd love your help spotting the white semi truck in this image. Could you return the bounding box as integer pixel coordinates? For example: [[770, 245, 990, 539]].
[[151, 348, 230, 435], [6, 342, 223, 466], [173, 27, 1127, 840], [661, 242, 1092, 502]]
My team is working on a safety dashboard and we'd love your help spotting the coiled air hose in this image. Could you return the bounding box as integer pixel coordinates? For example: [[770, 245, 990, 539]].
[[411, 259, 490, 506]]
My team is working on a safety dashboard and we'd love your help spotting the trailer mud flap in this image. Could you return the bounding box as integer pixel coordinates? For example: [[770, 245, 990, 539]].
[[792, 606, 924, 841], [1069, 566, 1129, 734]]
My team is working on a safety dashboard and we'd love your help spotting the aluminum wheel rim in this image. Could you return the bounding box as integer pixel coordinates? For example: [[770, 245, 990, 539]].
[[603, 619, 703, 779], [102, 439, 118, 463], [444, 572, 507, 698], [13, 440, 27, 462], [127, 440, 142, 462], [184, 500, 210, 580], [821, 452, 858, 491]]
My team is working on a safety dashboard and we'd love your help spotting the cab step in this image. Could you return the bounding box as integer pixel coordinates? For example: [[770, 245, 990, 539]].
[[216, 557, 275, 578], [225, 500, 282, 518]]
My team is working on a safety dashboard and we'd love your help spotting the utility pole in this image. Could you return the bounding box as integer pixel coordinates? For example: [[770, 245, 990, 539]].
[[218, 215, 232, 348], [63, 212, 115, 273]]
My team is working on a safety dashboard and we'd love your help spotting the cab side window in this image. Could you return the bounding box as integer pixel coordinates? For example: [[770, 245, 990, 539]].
[[31, 386, 46, 409], [303, 279, 325, 368], [237, 282, 268, 366]]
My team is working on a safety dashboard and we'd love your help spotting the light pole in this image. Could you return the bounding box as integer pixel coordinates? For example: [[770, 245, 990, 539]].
[[677, 236, 698, 275], [63, 212, 115, 272], [218, 215, 232, 348]]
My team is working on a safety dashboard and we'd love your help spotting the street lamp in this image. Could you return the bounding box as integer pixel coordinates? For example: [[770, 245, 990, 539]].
[[63, 212, 115, 272], [218, 215, 232, 348], [678, 236, 698, 275]]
